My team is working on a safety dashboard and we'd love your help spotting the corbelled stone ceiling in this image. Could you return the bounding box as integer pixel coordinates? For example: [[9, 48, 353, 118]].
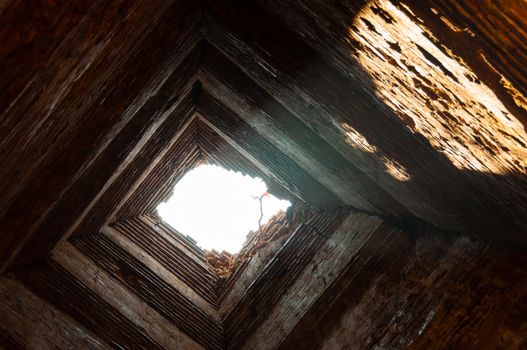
[[0, 0, 526, 349]]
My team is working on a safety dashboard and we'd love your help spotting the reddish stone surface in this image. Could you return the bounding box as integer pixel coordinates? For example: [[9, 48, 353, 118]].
[[1, 0, 526, 348]]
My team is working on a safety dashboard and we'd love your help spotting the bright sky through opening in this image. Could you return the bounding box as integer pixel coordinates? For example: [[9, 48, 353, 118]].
[[156, 165, 291, 253]]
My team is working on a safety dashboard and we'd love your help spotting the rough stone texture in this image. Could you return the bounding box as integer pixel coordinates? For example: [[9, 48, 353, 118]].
[[279, 224, 527, 350], [1, 0, 527, 348], [105, 220, 217, 316], [223, 210, 349, 349], [0, 0, 203, 270], [242, 212, 384, 350], [70, 233, 224, 350], [53, 242, 204, 350], [2, 0, 526, 268], [15, 261, 166, 349], [205, 0, 527, 234], [0, 276, 108, 349]]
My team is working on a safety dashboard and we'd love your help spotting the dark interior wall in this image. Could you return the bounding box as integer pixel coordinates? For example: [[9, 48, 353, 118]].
[[278, 220, 527, 350], [0, 275, 108, 349], [1, 1, 526, 348], [1, 211, 525, 350]]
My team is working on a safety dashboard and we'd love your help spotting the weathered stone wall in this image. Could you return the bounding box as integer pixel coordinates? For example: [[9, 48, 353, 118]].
[[2, 203, 525, 350], [278, 221, 527, 349], [0, 276, 108, 349], [1, 1, 526, 348]]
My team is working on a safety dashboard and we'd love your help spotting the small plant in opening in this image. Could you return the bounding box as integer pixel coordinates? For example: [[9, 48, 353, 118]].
[[156, 164, 290, 253]]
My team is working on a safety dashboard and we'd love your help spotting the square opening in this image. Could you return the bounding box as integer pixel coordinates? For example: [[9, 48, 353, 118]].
[[156, 164, 291, 254]]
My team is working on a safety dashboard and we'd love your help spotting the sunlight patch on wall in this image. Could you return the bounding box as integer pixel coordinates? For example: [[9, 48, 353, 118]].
[[342, 123, 378, 153], [156, 164, 290, 253], [381, 156, 411, 182], [341, 122, 411, 182], [347, 0, 527, 176]]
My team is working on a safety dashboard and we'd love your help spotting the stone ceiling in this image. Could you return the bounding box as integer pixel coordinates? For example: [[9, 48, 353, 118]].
[[1, 0, 526, 349]]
